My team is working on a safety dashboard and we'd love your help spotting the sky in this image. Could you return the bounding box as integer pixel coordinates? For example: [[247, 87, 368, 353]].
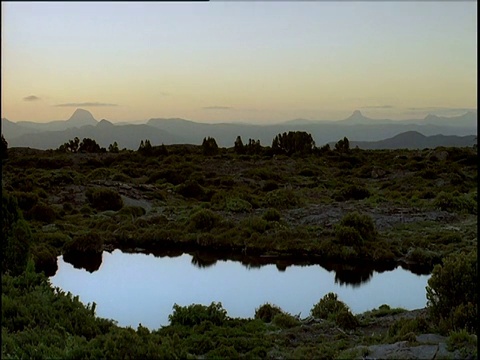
[[1, 1, 477, 124]]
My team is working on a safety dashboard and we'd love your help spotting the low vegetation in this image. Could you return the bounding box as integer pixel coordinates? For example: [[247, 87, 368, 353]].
[[1, 133, 477, 358]]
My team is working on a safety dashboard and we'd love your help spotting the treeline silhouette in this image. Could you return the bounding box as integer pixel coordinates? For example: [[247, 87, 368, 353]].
[[54, 131, 350, 156]]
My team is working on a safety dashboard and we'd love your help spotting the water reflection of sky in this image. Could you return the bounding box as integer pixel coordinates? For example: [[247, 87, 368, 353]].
[[50, 250, 430, 330]]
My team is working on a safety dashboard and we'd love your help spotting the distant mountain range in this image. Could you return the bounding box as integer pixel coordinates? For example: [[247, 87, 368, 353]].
[[330, 131, 477, 150], [1, 108, 477, 150]]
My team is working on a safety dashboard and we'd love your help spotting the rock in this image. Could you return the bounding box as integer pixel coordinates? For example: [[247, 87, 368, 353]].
[[416, 333, 447, 344], [367, 341, 438, 359]]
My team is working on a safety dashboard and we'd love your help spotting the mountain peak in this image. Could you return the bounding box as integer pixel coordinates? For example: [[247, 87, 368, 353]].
[[67, 109, 97, 125], [347, 110, 366, 120], [97, 119, 114, 127]]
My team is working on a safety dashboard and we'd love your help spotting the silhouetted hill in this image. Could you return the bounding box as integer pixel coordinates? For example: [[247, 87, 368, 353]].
[[13, 109, 98, 132], [8, 123, 186, 150], [2, 118, 43, 138], [336, 110, 394, 125], [412, 111, 477, 128], [2, 109, 477, 150], [66, 108, 97, 126], [340, 131, 477, 149]]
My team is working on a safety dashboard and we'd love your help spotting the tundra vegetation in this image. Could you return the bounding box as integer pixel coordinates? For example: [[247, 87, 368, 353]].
[[1, 132, 477, 358]]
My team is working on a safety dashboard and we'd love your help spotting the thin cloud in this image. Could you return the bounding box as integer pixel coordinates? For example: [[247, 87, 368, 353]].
[[361, 105, 393, 109], [23, 95, 41, 101], [203, 106, 233, 110], [407, 107, 475, 113], [54, 102, 118, 107]]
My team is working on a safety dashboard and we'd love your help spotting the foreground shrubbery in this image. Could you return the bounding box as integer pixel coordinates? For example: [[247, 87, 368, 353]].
[[85, 187, 123, 211], [426, 250, 477, 334], [311, 292, 359, 330]]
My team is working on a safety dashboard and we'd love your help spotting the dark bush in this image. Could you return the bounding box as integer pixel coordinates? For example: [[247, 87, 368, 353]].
[[189, 209, 219, 231], [337, 212, 376, 242], [12, 191, 39, 212], [426, 251, 477, 334], [2, 193, 32, 276], [31, 243, 58, 276], [272, 313, 301, 328], [311, 292, 349, 321], [85, 187, 123, 211], [335, 225, 363, 246], [262, 180, 279, 192], [338, 184, 370, 201], [168, 302, 227, 326], [254, 303, 283, 323], [264, 188, 300, 209], [263, 208, 281, 222], [225, 198, 252, 213], [117, 206, 146, 218], [336, 309, 359, 330], [28, 203, 57, 223], [176, 180, 206, 200], [433, 191, 477, 214], [64, 232, 104, 254]]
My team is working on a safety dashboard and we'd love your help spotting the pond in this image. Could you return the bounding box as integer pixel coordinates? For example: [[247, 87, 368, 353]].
[[50, 250, 430, 330]]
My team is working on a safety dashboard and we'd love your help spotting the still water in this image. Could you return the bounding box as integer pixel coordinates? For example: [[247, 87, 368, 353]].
[[50, 250, 430, 330]]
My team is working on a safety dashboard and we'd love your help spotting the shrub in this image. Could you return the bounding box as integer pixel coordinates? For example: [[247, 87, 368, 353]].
[[168, 302, 227, 326], [272, 313, 301, 328], [338, 184, 370, 201], [263, 208, 281, 222], [311, 292, 349, 321], [447, 329, 477, 352], [433, 191, 477, 214], [336, 309, 359, 330], [117, 206, 146, 218], [63, 232, 104, 253], [264, 188, 300, 209], [335, 225, 363, 247], [388, 317, 429, 341], [243, 216, 268, 234], [85, 187, 123, 211], [189, 209, 219, 231], [31, 243, 58, 276], [426, 251, 477, 334], [338, 212, 376, 242], [2, 193, 32, 276], [262, 180, 279, 192], [11, 191, 39, 212], [225, 198, 252, 213], [28, 203, 57, 223], [255, 303, 283, 323], [206, 345, 239, 359], [176, 180, 205, 200]]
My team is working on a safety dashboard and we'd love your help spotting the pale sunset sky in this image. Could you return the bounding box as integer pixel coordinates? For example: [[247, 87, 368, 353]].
[[1, 1, 477, 124]]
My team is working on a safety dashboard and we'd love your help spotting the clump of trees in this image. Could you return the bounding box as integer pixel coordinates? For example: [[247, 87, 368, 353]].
[[202, 137, 219, 156], [57, 137, 106, 153], [234, 136, 262, 155], [272, 131, 315, 155], [335, 137, 350, 153], [138, 139, 169, 156]]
